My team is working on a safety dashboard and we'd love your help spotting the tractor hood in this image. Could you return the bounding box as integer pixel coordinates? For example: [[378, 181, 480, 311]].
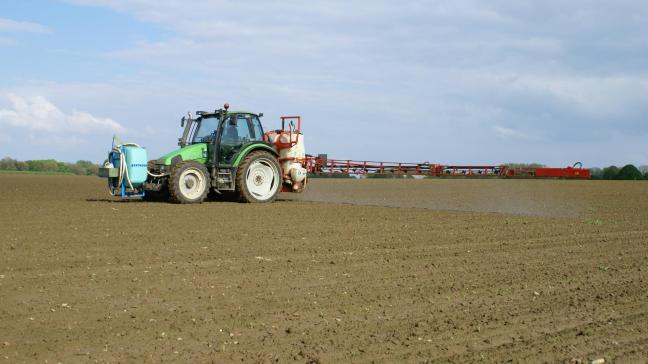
[[157, 143, 208, 165]]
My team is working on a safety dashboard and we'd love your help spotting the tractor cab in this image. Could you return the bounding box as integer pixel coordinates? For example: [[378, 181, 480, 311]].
[[183, 108, 265, 166]]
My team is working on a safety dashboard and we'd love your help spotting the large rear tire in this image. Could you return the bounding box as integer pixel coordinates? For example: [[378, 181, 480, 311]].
[[168, 161, 210, 204], [236, 151, 281, 203]]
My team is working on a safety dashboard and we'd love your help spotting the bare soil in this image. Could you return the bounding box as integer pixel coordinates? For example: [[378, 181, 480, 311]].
[[1, 175, 647, 363], [290, 179, 591, 217]]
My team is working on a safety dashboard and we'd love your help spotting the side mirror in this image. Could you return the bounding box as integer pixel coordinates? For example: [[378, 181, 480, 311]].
[[258, 113, 264, 118], [181, 116, 185, 127]]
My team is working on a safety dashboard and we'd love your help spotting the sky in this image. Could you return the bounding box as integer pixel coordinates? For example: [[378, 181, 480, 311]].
[[1, 0, 647, 167]]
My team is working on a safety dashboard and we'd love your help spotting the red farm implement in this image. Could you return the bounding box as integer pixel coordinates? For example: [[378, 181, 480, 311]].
[[306, 157, 590, 179]]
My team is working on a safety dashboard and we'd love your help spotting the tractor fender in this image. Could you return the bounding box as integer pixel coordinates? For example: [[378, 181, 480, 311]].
[[232, 143, 278, 167]]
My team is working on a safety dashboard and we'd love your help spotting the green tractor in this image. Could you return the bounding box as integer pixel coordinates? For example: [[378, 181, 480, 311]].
[[100, 104, 309, 203]]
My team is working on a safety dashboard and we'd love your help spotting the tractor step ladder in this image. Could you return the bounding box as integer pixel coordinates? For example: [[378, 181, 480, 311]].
[[215, 169, 235, 190]]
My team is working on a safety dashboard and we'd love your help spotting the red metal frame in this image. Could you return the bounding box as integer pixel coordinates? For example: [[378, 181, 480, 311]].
[[307, 158, 590, 179], [265, 116, 310, 192], [271, 116, 305, 171], [271, 116, 301, 151]]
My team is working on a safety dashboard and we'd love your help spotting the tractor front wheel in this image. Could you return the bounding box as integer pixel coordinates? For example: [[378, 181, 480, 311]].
[[168, 161, 210, 204], [236, 151, 281, 203]]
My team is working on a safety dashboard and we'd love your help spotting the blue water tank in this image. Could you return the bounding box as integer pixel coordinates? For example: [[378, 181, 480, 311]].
[[123, 146, 148, 185]]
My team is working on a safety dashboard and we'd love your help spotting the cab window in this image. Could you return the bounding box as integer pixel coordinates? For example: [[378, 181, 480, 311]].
[[251, 116, 264, 140], [219, 114, 255, 164], [221, 115, 252, 145]]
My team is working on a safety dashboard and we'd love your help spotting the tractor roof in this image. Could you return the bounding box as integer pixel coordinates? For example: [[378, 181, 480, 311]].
[[198, 110, 259, 117]]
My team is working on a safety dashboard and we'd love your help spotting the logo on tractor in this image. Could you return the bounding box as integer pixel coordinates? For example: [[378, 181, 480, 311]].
[[131, 163, 147, 168]]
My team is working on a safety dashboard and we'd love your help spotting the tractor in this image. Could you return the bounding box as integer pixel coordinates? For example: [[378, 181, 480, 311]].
[[99, 104, 309, 203]]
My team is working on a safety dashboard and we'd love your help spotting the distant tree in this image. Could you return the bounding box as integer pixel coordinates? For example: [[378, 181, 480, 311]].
[[0, 157, 17, 170], [70, 163, 84, 175], [25, 159, 59, 172], [57, 162, 67, 173], [602, 166, 619, 180], [615, 164, 643, 180], [639, 165, 648, 175], [15, 161, 28, 171], [0, 157, 100, 175], [26, 160, 40, 171], [75, 160, 98, 175], [43, 160, 59, 172], [505, 163, 547, 168], [589, 167, 603, 180]]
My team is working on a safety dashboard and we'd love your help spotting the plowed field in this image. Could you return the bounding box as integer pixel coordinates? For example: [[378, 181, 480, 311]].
[[1, 175, 647, 363]]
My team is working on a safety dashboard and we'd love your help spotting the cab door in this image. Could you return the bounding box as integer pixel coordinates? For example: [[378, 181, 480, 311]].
[[218, 114, 255, 165]]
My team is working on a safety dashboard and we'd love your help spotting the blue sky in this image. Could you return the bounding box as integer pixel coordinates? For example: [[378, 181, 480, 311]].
[[1, 0, 647, 167]]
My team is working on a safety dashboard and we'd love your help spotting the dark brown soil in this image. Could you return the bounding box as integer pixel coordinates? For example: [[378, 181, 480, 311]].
[[1, 175, 647, 363]]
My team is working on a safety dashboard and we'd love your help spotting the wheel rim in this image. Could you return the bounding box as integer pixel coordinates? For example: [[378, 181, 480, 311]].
[[179, 167, 206, 200], [246, 158, 279, 201]]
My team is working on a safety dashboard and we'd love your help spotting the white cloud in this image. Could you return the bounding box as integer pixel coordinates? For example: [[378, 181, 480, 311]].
[[0, 18, 50, 33], [512, 75, 648, 115], [493, 126, 530, 139], [0, 94, 124, 134], [0, 36, 17, 46]]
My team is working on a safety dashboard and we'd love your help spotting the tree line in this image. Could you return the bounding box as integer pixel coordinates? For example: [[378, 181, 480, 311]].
[[0, 157, 99, 176], [590, 164, 648, 180]]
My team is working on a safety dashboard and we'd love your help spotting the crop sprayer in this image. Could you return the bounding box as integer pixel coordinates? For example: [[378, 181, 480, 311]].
[[99, 103, 590, 204]]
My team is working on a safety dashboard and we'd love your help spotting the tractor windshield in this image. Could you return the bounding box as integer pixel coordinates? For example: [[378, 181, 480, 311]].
[[191, 115, 219, 143]]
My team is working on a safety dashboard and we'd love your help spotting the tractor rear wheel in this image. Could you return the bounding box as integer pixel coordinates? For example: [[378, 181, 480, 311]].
[[168, 161, 210, 204], [236, 151, 281, 203]]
